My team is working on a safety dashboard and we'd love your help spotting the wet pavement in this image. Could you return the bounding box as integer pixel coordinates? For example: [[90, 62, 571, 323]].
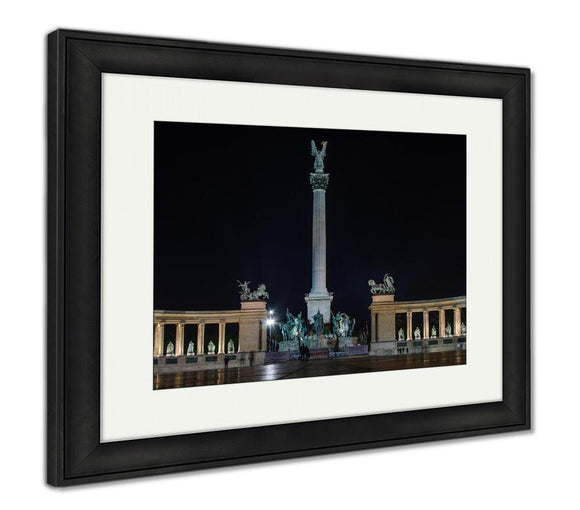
[[153, 350, 466, 390]]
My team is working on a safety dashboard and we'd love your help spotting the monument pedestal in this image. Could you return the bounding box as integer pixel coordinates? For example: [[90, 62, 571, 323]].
[[305, 292, 333, 324], [369, 294, 396, 342], [239, 300, 268, 352]]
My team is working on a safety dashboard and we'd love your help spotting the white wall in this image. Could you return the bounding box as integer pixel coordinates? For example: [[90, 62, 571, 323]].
[[0, 1, 576, 507]]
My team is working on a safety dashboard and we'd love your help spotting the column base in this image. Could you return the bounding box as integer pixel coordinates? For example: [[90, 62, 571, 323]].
[[305, 292, 333, 323]]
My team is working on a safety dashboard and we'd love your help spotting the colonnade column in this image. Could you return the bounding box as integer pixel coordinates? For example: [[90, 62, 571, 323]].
[[154, 322, 164, 357], [454, 308, 461, 336], [406, 312, 412, 340], [175, 322, 185, 356], [439, 310, 445, 337], [197, 322, 205, 355], [423, 311, 429, 339], [218, 322, 226, 354]]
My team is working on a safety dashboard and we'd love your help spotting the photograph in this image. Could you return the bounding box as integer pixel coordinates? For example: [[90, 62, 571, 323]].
[[12, 0, 558, 492], [153, 121, 467, 390]]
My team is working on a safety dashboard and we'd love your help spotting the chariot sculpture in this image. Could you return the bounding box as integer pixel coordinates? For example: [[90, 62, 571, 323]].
[[368, 273, 396, 294], [237, 280, 269, 301]]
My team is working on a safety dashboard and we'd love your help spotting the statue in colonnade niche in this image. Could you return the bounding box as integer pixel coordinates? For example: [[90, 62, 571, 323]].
[[461, 322, 467, 335], [431, 325, 437, 338], [207, 340, 216, 355], [398, 328, 405, 341], [414, 327, 421, 340], [166, 341, 174, 356], [227, 339, 235, 354], [186, 341, 195, 356], [445, 323, 452, 336]]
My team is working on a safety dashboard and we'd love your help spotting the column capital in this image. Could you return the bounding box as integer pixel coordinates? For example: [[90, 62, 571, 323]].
[[309, 172, 330, 191]]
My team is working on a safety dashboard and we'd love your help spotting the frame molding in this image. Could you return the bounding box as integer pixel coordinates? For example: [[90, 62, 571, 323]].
[[47, 29, 530, 486]]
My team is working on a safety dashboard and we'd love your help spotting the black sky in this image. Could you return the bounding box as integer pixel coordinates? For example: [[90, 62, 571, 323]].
[[154, 121, 466, 328]]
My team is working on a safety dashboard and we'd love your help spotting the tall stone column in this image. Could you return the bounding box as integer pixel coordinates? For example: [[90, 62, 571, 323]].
[[406, 312, 412, 340], [305, 170, 333, 323], [176, 322, 185, 356], [439, 310, 446, 337], [154, 322, 164, 357], [454, 308, 461, 336], [197, 322, 205, 355], [218, 322, 226, 354], [423, 311, 429, 339]]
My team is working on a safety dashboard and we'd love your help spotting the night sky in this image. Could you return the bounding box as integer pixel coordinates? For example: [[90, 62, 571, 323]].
[[154, 122, 466, 330]]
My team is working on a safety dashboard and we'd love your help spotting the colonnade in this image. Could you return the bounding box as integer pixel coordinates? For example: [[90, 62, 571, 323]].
[[153, 301, 269, 357], [402, 306, 465, 340], [369, 295, 466, 343], [154, 320, 229, 357]]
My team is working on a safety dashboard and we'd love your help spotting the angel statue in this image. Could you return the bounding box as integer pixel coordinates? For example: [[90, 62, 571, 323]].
[[311, 140, 328, 172]]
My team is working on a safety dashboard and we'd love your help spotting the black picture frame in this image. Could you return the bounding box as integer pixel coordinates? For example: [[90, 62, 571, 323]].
[[47, 29, 530, 486]]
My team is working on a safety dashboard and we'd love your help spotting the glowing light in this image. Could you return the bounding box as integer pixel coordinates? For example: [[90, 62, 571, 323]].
[[266, 318, 275, 326]]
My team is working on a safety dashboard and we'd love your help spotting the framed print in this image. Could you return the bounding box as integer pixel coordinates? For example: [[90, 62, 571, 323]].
[[47, 29, 530, 486]]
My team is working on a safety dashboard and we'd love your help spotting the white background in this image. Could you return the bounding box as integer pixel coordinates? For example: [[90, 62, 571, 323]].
[[0, 1, 577, 508]]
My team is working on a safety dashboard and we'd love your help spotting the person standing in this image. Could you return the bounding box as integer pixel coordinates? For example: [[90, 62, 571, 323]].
[[224, 355, 230, 369]]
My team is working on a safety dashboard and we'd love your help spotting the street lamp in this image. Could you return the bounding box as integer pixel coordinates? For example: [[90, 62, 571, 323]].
[[266, 315, 275, 351]]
